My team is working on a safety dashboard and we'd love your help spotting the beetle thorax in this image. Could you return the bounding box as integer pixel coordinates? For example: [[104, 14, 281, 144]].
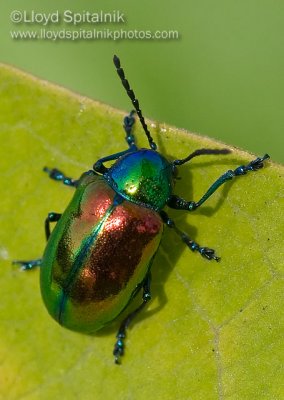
[[105, 149, 173, 210]]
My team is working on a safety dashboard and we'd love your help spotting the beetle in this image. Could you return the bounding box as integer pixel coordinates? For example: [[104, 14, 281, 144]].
[[14, 55, 270, 364]]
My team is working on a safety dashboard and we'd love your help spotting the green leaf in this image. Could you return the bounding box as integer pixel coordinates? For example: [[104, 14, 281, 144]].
[[0, 64, 283, 400]]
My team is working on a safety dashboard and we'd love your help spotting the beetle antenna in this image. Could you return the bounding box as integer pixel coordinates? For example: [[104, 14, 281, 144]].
[[173, 148, 231, 166], [113, 55, 157, 151]]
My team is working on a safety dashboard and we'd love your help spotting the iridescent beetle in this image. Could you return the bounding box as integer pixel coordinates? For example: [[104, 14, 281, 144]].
[[14, 55, 270, 364]]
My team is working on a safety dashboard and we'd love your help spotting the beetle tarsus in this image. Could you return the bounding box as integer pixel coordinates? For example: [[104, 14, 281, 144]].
[[168, 154, 270, 212], [112, 273, 152, 364], [182, 235, 220, 262], [12, 258, 42, 270], [160, 211, 220, 262], [113, 334, 125, 365], [43, 167, 78, 187], [123, 110, 137, 148], [235, 153, 270, 175], [199, 247, 220, 262]]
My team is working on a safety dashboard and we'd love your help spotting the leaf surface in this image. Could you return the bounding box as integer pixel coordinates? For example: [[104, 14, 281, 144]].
[[0, 65, 283, 400]]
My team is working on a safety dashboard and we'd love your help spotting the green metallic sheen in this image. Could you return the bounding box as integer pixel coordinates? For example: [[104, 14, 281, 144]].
[[106, 149, 174, 211], [40, 172, 163, 333]]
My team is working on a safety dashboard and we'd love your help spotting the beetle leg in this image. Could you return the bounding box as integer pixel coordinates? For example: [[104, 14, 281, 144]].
[[93, 111, 138, 175], [93, 145, 137, 175], [43, 167, 79, 187], [168, 154, 270, 211], [12, 212, 61, 269], [113, 273, 151, 365], [160, 210, 220, 261], [12, 258, 42, 271], [11, 211, 61, 270], [45, 212, 62, 240]]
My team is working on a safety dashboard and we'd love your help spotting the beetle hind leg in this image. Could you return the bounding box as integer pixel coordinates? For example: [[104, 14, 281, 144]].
[[160, 211, 220, 261], [12, 258, 42, 271], [113, 273, 151, 365]]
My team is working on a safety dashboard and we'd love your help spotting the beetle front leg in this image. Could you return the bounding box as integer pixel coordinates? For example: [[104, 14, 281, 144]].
[[45, 212, 62, 240], [123, 110, 137, 149], [43, 167, 79, 187], [93, 111, 138, 175], [113, 273, 151, 365], [160, 211, 220, 261], [93, 146, 137, 175], [168, 154, 270, 211]]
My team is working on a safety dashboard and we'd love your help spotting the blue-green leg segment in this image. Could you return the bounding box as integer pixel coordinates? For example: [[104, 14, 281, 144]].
[[93, 145, 137, 174], [160, 211, 220, 261], [93, 111, 138, 175], [13, 212, 61, 270], [45, 212, 62, 240], [123, 110, 137, 148], [12, 258, 42, 271], [43, 167, 79, 187], [168, 154, 270, 211], [113, 273, 152, 365]]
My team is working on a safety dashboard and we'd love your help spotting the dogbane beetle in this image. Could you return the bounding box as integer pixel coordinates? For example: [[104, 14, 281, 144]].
[[14, 55, 270, 364]]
